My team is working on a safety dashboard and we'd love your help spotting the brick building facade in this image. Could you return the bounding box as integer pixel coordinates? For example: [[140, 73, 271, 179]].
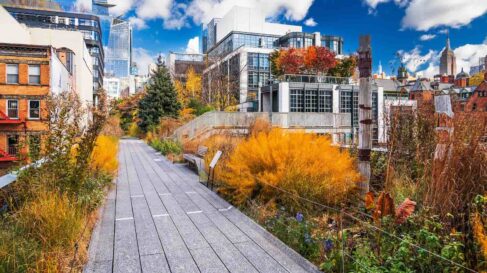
[[0, 43, 68, 162]]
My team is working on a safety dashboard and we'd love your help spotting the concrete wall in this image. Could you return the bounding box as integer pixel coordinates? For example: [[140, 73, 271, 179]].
[[0, 6, 31, 44], [30, 28, 93, 105], [216, 6, 302, 42], [50, 49, 73, 95]]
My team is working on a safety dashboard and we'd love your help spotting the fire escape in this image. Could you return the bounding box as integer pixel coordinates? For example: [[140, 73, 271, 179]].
[[0, 110, 25, 162]]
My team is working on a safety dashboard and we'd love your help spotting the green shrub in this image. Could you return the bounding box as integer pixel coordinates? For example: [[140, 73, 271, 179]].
[[151, 139, 183, 156]]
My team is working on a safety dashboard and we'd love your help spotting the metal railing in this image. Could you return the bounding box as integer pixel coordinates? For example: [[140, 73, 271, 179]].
[[0, 158, 46, 189], [282, 74, 353, 85], [172, 111, 352, 141]]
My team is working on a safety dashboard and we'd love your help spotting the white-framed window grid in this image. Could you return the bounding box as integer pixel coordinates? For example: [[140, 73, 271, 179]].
[[6, 99, 19, 119], [6, 64, 19, 84], [28, 65, 41, 84]]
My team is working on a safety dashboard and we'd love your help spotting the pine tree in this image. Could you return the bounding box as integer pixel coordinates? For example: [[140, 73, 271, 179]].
[[138, 62, 181, 132]]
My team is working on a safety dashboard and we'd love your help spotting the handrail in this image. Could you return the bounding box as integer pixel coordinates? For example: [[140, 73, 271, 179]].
[[0, 158, 46, 189]]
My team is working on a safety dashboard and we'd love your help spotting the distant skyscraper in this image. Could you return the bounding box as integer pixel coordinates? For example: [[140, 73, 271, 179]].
[[105, 18, 132, 77], [440, 35, 456, 76]]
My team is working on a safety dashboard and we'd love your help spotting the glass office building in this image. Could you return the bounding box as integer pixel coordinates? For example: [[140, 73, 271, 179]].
[[105, 18, 132, 78]]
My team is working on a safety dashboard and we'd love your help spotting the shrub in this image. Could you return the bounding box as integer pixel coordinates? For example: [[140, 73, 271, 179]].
[[151, 138, 182, 156], [90, 135, 119, 175], [127, 122, 140, 137], [216, 129, 360, 210]]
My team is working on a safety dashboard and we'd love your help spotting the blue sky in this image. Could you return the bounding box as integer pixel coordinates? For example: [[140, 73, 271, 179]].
[[73, 0, 487, 76]]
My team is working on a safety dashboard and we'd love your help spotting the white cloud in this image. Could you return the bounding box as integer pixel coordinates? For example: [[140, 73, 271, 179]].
[[419, 34, 436, 41], [129, 17, 148, 30], [133, 48, 157, 75], [108, 0, 135, 17], [398, 46, 438, 73], [304, 18, 317, 27], [364, 0, 487, 31], [74, 0, 92, 12], [163, 3, 189, 29], [186, 36, 200, 54], [186, 0, 314, 25], [402, 0, 487, 31], [136, 0, 173, 19]]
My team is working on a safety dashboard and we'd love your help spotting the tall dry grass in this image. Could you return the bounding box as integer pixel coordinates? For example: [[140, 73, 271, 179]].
[[212, 129, 360, 211], [90, 135, 119, 175]]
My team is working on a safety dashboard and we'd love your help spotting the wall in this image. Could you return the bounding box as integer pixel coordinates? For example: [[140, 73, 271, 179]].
[[216, 6, 302, 42], [50, 49, 73, 95], [29, 28, 93, 106], [0, 6, 31, 44]]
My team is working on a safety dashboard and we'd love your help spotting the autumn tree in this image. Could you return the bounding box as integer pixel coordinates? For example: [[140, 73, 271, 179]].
[[470, 71, 486, 86], [174, 66, 202, 106], [204, 55, 241, 111], [329, 55, 357, 78], [138, 63, 181, 132], [271, 46, 338, 76]]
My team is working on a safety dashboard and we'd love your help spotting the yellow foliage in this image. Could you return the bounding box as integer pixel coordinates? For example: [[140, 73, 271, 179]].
[[473, 212, 487, 261], [470, 72, 486, 87], [216, 129, 360, 208], [90, 135, 119, 174], [128, 122, 140, 137], [175, 66, 202, 106], [180, 107, 196, 123]]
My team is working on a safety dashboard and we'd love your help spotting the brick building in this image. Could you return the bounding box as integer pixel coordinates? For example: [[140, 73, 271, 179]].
[[466, 72, 487, 112], [0, 43, 73, 162]]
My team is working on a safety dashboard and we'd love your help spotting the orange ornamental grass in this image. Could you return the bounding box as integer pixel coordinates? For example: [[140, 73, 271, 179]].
[[218, 129, 360, 209], [90, 135, 119, 174]]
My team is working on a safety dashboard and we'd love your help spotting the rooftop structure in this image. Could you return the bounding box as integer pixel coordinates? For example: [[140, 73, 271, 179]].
[[168, 52, 205, 83], [3, 5, 104, 95], [440, 35, 456, 76]]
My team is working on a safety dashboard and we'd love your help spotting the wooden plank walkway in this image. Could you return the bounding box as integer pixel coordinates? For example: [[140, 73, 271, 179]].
[[84, 139, 320, 273]]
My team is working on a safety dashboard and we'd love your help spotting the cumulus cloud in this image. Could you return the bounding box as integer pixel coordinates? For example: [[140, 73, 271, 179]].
[[74, 0, 92, 12], [364, 0, 487, 31], [129, 17, 148, 30], [136, 0, 172, 19], [304, 18, 317, 27], [419, 34, 436, 41], [398, 46, 438, 73], [108, 0, 135, 17], [133, 48, 157, 75], [186, 37, 200, 54]]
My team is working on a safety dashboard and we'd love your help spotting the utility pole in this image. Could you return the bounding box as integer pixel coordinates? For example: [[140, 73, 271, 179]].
[[357, 35, 373, 196]]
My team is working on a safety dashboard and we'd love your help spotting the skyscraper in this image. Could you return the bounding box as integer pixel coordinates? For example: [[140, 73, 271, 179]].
[[440, 35, 456, 76], [105, 18, 132, 78]]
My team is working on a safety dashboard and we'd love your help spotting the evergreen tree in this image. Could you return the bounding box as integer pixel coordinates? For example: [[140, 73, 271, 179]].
[[138, 61, 181, 132]]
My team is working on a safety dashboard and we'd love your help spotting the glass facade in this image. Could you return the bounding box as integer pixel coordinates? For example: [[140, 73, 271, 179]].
[[321, 36, 344, 55], [278, 32, 314, 49], [247, 53, 271, 94], [340, 89, 358, 126], [290, 89, 333, 112], [105, 18, 132, 77], [209, 33, 279, 56]]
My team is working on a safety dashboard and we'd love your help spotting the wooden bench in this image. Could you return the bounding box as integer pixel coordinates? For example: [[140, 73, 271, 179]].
[[183, 146, 208, 173]]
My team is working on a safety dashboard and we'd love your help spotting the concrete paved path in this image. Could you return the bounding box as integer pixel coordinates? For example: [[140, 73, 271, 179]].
[[85, 139, 320, 273]]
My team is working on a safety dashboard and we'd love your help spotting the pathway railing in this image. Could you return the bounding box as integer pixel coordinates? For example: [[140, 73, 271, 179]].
[[172, 111, 352, 141]]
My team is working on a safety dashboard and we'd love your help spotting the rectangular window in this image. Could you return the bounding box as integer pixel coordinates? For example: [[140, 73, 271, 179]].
[[29, 65, 41, 84], [7, 100, 18, 118], [7, 135, 18, 156], [305, 90, 318, 112], [7, 64, 19, 84], [290, 89, 304, 112], [319, 90, 333, 112], [29, 100, 40, 119]]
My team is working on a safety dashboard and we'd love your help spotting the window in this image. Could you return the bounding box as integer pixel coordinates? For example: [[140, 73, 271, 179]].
[[29, 100, 40, 119], [29, 65, 41, 84], [290, 89, 304, 112], [7, 100, 18, 118], [319, 90, 333, 112], [305, 90, 318, 112], [7, 64, 19, 84], [473, 103, 477, 111], [7, 135, 18, 156]]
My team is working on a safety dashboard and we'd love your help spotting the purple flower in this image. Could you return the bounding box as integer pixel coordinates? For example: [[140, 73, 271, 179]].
[[296, 212, 304, 222], [323, 239, 334, 252]]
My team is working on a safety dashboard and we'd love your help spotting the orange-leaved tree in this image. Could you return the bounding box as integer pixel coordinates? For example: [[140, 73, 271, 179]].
[[217, 129, 360, 210]]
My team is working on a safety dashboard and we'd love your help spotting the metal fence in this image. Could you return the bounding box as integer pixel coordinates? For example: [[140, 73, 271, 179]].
[[172, 111, 352, 141]]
